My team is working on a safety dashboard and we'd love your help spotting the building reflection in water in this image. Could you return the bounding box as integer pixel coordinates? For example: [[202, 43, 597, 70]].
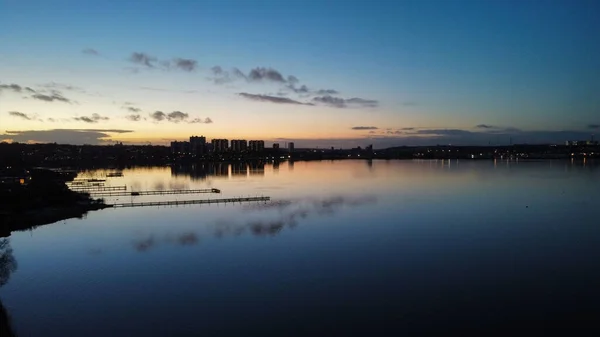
[[171, 161, 270, 180], [249, 161, 265, 176], [231, 163, 248, 177], [288, 160, 294, 171], [273, 161, 280, 172], [0, 238, 17, 337]]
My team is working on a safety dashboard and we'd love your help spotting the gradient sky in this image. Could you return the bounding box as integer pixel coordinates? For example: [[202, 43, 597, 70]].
[[1, 0, 599, 147]]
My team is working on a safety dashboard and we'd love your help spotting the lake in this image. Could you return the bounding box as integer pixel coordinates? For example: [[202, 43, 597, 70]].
[[1, 159, 599, 336]]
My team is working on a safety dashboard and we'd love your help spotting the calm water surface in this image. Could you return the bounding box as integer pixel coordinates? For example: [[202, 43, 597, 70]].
[[1, 160, 599, 336]]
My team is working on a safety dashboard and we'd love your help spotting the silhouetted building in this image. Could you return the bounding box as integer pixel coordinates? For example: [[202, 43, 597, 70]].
[[288, 142, 295, 153], [230, 139, 248, 153], [211, 139, 229, 153], [170, 141, 190, 155], [249, 140, 265, 152], [190, 136, 206, 156], [273, 143, 280, 150]]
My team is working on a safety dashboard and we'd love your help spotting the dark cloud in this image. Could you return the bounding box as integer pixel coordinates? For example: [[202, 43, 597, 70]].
[[167, 111, 188, 123], [150, 111, 210, 123], [287, 84, 310, 94], [312, 95, 378, 108], [173, 58, 197, 72], [74, 113, 109, 123], [346, 97, 378, 107], [316, 89, 339, 95], [126, 107, 141, 113], [0, 129, 132, 145], [126, 114, 142, 121], [248, 67, 286, 82], [402, 127, 415, 131], [130, 52, 157, 67], [209, 66, 247, 84], [287, 75, 299, 84], [351, 126, 378, 130], [32, 91, 71, 103], [189, 117, 213, 124], [476, 124, 494, 129], [312, 95, 346, 107], [0, 83, 23, 92], [150, 111, 167, 121], [588, 124, 600, 129], [239, 93, 313, 105], [82, 48, 99, 56], [8, 111, 33, 120]]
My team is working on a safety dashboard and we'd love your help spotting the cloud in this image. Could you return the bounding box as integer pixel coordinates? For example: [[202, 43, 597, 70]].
[[82, 48, 99, 56], [74, 113, 109, 123], [126, 107, 141, 112], [8, 111, 33, 120], [167, 111, 188, 123], [287, 75, 299, 84], [588, 124, 600, 130], [238, 92, 313, 105], [150, 111, 167, 121], [130, 52, 157, 67], [209, 66, 247, 84], [126, 114, 142, 121], [316, 89, 339, 95], [402, 127, 415, 131], [173, 58, 197, 72], [0, 83, 36, 95], [312, 95, 346, 107], [0, 129, 133, 145], [351, 126, 379, 130], [31, 91, 71, 103], [476, 124, 494, 129], [346, 97, 378, 107], [312, 95, 378, 108], [149, 111, 210, 123], [189, 117, 213, 124], [248, 67, 286, 82]]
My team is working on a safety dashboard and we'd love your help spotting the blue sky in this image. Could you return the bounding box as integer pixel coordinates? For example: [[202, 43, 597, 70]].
[[1, 0, 598, 147]]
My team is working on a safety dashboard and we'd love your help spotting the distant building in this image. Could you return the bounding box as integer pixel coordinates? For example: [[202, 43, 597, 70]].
[[211, 139, 229, 153], [190, 136, 206, 156], [249, 140, 265, 152], [273, 143, 280, 150], [288, 142, 295, 153], [170, 141, 190, 155], [230, 139, 248, 153]]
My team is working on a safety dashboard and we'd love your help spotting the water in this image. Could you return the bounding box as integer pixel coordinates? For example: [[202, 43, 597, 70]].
[[1, 160, 599, 336]]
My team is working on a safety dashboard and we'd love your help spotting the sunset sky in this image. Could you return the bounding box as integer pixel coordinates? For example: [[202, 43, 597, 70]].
[[1, 0, 598, 147]]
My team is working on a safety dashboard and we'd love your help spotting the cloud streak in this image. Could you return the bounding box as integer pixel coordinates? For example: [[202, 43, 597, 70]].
[[351, 126, 379, 130], [74, 113, 109, 123], [150, 111, 212, 124], [239, 93, 313, 105], [82, 48, 99, 56], [0, 129, 132, 145], [8, 111, 33, 120], [313, 95, 378, 108]]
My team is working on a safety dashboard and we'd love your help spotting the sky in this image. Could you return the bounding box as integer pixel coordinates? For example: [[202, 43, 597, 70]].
[[1, 0, 599, 147]]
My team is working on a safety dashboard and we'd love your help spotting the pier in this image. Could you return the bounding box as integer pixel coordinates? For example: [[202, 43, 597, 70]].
[[109, 196, 269, 208], [89, 188, 221, 197], [71, 185, 127, 192]]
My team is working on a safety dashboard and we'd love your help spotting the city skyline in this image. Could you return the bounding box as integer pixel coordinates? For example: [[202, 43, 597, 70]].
[[1, 0, 599, 147]]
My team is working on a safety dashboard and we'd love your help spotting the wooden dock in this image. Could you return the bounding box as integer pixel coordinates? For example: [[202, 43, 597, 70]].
[[71, 185, 127, 192], [109, 196, 269, 208], [89, 188, 221, 197]]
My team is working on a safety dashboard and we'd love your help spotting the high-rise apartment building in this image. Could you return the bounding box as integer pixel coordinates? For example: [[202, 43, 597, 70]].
[[230, 139, 248, 153], [190, 135, 206, 155], [249, 140, 265, 152], [288, 142, 295, 153], [211, 139, 229, 153]]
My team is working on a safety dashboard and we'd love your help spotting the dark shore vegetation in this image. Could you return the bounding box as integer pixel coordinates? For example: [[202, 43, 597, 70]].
[[0, 168, 108, 237]]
